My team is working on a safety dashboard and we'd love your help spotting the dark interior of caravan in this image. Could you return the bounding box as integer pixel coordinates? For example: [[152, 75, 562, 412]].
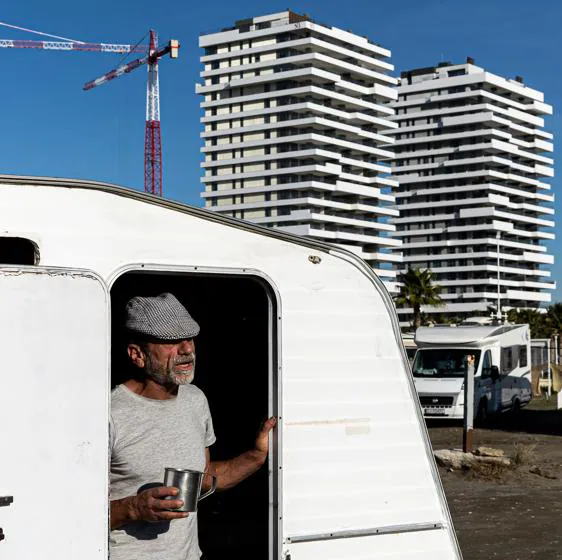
[[111, 271, 276, 560]]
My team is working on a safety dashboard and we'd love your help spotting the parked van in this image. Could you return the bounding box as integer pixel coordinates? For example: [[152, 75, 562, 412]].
[[0, 176, 461, 559], [413, 323, 532, 421]]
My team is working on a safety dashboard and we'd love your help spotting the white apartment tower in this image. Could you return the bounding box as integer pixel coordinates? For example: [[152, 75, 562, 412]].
[[387, 59, 555, 320], [197, 11, 401, 288]]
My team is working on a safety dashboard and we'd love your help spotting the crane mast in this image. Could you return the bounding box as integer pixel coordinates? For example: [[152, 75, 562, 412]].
[[145, 30, 162, 196], [84, 29, 178, 196]]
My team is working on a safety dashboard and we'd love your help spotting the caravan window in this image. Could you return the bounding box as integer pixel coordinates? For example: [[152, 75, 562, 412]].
[[0, 237, 38, 265]]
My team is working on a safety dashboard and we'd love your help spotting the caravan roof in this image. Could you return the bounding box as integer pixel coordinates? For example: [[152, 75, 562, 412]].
[[415, 324, 528, 346]]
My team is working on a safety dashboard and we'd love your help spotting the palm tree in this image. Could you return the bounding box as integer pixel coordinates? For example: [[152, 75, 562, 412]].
[[395, 267, 444, 329], [507, 308, 550, 338], [547, 303, 562, 335]]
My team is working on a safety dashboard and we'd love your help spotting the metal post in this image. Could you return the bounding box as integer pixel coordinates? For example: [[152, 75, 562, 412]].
[[546, 341, 552, 397], [496, 232, 501, 322], [463, 361, 475, 453]]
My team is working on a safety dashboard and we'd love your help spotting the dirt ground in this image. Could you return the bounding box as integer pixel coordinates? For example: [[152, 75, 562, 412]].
[[427, 396, 562, 559]]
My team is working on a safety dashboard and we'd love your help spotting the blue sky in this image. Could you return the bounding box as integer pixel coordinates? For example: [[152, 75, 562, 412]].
[[2, 0, 560, 297]]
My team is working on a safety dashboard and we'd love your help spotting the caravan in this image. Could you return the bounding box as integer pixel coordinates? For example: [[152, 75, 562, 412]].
[[0, 176, 462, 559], [413, 324, 532, 421]]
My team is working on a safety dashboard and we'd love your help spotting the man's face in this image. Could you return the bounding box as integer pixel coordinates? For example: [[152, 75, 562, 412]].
[[142, 338, 196, 386]]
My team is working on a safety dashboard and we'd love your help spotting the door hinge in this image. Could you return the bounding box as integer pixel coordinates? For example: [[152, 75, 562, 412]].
[[0, 497, 13, 507]]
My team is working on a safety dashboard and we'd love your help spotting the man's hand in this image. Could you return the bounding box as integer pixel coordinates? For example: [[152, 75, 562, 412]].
[[255, 416, 277, 456], [131, 486, 188, 523], [111, 486, 188, 529], [208, 416, 278, 491]]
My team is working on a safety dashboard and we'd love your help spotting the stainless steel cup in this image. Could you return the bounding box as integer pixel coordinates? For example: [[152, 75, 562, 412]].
[[163, 468, 217, 512]]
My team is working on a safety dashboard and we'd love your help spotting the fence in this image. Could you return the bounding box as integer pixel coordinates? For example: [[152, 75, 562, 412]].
[[531, 339, 552, 395]]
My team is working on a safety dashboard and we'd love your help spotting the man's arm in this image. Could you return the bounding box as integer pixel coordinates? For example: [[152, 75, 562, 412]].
[[206, 417, 277, 491], [110, 486, 188, 530]]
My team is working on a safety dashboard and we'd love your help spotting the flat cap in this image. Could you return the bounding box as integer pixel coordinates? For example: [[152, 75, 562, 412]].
[[125, 293, 200, 340]]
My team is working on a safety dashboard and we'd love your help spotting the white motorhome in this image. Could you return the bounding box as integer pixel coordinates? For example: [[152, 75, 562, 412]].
[[413, 324, 532, 421], [0, 177, 462, 559]]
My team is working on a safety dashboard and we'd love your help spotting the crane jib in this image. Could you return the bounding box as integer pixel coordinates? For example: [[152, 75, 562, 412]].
[[0, 39, 147, 53], [83, 56, 149, 91]]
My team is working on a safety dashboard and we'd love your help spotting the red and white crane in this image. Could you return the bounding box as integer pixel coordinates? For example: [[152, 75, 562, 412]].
[[0, 22, 179, 196]]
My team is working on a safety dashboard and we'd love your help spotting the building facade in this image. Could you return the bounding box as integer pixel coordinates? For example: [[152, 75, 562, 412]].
[[386, 60, 555, 321], [197, 11, 401, 289]]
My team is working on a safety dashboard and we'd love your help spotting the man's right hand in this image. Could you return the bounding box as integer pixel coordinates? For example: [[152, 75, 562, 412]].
[[132, 486, 189, 522], [111, 486, 188, 529]]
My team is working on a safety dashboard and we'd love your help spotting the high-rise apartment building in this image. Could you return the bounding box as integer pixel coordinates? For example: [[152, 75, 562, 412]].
[[197, 11, 401, 288], [386, 60, 555, 320]]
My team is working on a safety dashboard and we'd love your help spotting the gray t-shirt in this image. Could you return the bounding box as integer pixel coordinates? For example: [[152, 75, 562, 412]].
[[110, 383, 216, 560]]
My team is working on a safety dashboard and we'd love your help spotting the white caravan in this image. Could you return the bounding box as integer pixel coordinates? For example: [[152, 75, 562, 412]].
[[0, 176, 461, 559], [413, 324, 532, 421]]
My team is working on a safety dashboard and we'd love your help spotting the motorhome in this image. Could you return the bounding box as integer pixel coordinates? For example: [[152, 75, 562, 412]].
[[413, 323, 532, 421], [0, 176, 462, 559]]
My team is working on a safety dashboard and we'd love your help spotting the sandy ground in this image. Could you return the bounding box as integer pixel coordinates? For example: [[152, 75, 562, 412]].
[[427, 397, 562, 559]]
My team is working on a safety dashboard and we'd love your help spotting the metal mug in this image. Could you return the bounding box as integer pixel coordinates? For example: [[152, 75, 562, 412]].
[[163, 467, 217, 512]]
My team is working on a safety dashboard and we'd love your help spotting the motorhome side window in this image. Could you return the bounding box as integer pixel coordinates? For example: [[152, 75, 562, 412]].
[[481, 350, 492, 378], [501, 346, 519, 374], [519, 345, 528, 368]]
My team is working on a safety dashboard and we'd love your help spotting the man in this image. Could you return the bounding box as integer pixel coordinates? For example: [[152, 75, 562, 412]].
[[109, 292, 276, 559]]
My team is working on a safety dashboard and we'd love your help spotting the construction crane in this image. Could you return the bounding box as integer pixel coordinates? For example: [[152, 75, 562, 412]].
[[84, 31, 179, 197], [0, 22, 179, 196]]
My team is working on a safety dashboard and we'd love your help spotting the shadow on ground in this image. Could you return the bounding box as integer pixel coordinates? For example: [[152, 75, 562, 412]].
[[426, 402, 562, 437], [489, 407, 562, 436]]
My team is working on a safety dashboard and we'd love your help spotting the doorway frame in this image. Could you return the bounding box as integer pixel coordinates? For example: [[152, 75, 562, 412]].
[[108, 263, 282, 560]]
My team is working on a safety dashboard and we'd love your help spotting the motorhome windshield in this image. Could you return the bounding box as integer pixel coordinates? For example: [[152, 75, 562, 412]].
[[412, 349, 481, 378]]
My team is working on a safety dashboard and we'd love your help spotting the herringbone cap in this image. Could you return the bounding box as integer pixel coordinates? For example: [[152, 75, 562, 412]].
[[125, 293, 200, 340]]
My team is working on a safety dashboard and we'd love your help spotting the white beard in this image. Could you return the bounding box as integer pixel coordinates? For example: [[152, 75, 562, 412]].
[[170, 362, 195, 385], [146, 354, 196, 386]]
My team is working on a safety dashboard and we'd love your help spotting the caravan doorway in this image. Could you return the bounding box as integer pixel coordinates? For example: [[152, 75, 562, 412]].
[[110, 269, 279, 560]]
